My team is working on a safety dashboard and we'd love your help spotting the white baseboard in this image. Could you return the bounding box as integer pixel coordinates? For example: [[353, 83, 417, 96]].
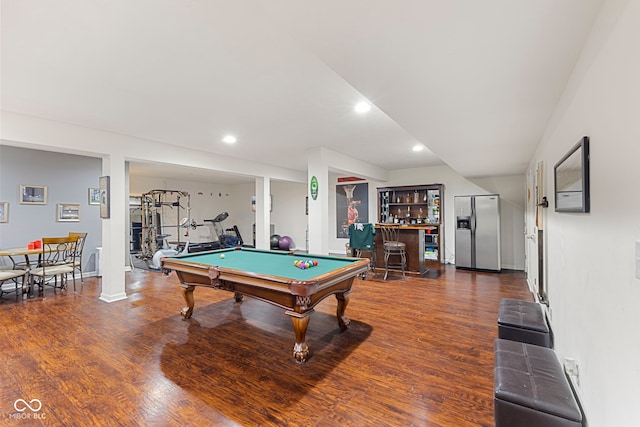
[[501, 263, 524, 270], [99, 292, 128, 303], [84, 266, 133, 278]]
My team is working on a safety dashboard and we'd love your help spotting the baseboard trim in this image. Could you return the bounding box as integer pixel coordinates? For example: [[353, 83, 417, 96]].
[[99, 292, 128, 303]]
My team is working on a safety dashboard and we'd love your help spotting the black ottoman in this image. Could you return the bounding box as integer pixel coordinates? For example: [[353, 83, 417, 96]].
[[494, 339, 583, 427], [498, 298, 552, 348]]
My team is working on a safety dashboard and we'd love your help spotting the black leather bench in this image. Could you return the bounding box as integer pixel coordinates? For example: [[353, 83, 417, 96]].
[[498, 298, 552, 348], [494, 339, 583, 426]]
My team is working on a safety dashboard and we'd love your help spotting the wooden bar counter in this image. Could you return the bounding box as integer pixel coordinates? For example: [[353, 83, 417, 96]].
[[373, 224, 441, 276]]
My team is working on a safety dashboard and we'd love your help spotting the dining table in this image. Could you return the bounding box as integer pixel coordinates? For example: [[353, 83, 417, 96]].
[[0, 245, 61, 297], [0, 247, 38, 297], [0, 246, 47, 269]]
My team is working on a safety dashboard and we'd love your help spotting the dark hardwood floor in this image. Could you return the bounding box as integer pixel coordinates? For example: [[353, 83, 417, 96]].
[[1, 264, 532, 426]]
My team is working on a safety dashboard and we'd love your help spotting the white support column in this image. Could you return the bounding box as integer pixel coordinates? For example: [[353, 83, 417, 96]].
[[99, 154, 128, 303], [307, 148, 329, 255], [254, 177, 271, 250]]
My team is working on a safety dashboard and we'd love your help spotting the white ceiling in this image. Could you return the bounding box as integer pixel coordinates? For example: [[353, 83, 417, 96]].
[[1, 0, 603, 182]]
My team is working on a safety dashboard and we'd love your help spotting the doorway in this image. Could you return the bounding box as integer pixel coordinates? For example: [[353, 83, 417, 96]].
[[529, 162, 548, 303]]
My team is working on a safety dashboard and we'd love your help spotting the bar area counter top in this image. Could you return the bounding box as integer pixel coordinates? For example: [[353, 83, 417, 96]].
[[373, 223, 442, 276]]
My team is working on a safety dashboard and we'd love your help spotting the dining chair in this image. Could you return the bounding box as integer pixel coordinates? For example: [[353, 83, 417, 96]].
[[29, 236, 78, 297], [379, 225, 407, 281], [68, 232, 88, 283], [0, 268, 28, 299]]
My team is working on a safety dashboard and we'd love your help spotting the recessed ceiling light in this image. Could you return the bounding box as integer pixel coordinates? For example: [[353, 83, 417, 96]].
[[412, 144, 425, 152], [222, 135, 237, 144], [354, 102, 371, 114]]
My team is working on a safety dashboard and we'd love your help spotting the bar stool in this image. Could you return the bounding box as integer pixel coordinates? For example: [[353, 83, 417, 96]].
[[380, 225, 406, 281]]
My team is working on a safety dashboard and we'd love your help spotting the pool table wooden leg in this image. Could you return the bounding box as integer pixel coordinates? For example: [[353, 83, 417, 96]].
[[335, 291, 351, 331], [289, 313, 311, 363], [181, 284, 195, 319]]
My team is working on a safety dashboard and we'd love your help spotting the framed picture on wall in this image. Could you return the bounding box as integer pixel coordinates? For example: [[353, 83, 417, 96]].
[[57, 203, 80, 222], [336, 182, 369, 238], [88, 188, 101, 205], [20, 184, 47, 205], [99, 176, 110, 219], [0, 201, 8, 223], [251, 195, 272, 212]]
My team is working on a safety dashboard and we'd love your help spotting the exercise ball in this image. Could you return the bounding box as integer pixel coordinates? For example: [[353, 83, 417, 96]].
[[270, 234, 281, 249], [278, 235, 293, 250]]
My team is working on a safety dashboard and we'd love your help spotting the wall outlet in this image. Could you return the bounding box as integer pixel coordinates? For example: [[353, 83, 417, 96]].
[[564, 357, 579, 384]]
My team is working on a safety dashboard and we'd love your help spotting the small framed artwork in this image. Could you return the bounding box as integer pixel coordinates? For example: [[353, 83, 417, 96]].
[[57, 203, 80, 222], [0, 201, 8, 223], [20, 185, 47, 205], [88, 188, 101, 205], [99, 176, 110, 219], [251, 195, 272, 212]]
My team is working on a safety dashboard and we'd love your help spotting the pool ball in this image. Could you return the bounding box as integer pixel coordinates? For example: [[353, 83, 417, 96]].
[[220, 254, 225, 259]]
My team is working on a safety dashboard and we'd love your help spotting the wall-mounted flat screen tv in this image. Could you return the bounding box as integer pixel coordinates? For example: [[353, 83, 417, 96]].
[[554, 136, 590, 213]]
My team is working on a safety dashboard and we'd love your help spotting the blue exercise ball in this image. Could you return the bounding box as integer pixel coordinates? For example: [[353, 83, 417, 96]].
[[279, 235, 293, 250], [270, 234, 281, 249]]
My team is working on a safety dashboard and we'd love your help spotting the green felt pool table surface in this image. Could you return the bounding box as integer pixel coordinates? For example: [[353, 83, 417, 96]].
[[171, 247, 360, 281]]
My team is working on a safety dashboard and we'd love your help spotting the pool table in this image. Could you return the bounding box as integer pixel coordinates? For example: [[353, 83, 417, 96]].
[[161, 247, 370, 362]]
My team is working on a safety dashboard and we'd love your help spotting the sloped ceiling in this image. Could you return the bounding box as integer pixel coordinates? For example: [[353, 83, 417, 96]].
[[1, 0, 603, 181]]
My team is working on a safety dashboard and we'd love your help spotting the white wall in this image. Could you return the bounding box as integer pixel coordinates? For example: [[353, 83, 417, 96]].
[[329, 165, 526, 269], [528, 0, 640, 425], [129, 175, 309, 251], [211, 179, 308, 251], [269, 181, 308, 250]]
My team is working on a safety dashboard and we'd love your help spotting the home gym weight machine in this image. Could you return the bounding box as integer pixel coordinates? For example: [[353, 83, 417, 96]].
[[136, 189, 247, 268], [139, 189, 192, 262]]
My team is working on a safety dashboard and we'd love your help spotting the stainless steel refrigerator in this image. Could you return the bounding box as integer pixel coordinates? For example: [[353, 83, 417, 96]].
[[455, 194, 501, 271]]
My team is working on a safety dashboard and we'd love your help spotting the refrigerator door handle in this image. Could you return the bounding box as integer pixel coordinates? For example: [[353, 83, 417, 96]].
[[470, 211, 476, 269]]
